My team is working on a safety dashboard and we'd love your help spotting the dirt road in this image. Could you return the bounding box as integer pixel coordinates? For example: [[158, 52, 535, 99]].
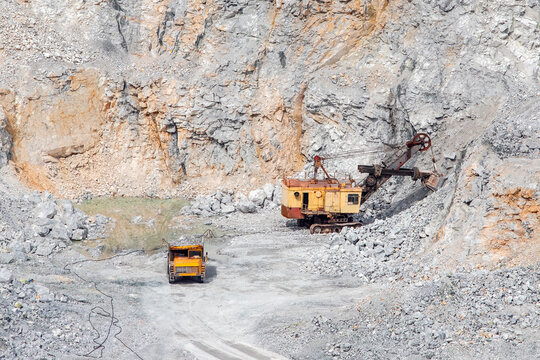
[[8, 206, 539, 360], [39, 210, 366, 360]]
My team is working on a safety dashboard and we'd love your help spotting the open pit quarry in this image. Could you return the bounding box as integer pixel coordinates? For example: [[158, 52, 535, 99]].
[[0, 0, 539, 359]]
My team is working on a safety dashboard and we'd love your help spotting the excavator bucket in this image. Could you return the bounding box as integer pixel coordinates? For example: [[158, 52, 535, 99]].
[[422, 172, 441, 191]]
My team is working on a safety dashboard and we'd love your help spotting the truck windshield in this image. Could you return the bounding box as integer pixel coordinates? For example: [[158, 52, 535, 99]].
[[170, 249, 188, 261], [189, 250, 202, 259]]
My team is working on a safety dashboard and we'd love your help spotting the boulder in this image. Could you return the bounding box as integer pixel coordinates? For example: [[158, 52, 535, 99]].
[[262, 183, 275, 201], [444, 152, 457, 160], [345, 231, 359, 245], [36, 225, 51, 237], [94, 214, 110, 226], [64, 212, 85, 233], [34, 284, 54, 302], [34, 217, 54, 237], [248, 189, 266, 207], [10, 251, 28, 263], [0, 267, 13, 283], [265, 201, 279, 209], [7, 240, 31, 254], [373, 245, 385, 255], [58, 199, 74, 216], [210, 198, 221, 212], [200, 210, 212, 217], [221, 204, 236, 214], [70, 228, 88, 241], [0, 253, 14, 264], [49, 223, 70, 242], [384, 246, 394, 257], [213, 190, 224, 202], [273, 185, 282, 205], [35, 201, 57, 219], [221, 193, 233, 205], [392, 238, 405, 248], [235, 196, 257, 213], [34, 242, 56, 256]]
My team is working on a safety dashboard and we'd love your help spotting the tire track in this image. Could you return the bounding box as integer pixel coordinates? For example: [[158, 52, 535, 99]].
[[141, 284, 287, 360]]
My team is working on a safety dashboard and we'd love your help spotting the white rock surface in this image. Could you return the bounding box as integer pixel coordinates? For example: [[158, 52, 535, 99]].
[[248, 189, 267, 207]]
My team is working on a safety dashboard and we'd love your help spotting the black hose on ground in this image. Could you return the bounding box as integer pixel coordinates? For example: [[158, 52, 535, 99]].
[[63, 250, 146, 360]]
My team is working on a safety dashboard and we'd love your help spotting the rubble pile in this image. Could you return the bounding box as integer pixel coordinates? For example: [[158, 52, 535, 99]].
[[350, 266, 540, 358], [1, 189, 110, 261], [289, 95, 539, 358], [182, 183, 281, 216], [0, 173, 115, 358], [0, 272, 94, 359], [302, 172, 454, 281], [270, 265, 539, 360]]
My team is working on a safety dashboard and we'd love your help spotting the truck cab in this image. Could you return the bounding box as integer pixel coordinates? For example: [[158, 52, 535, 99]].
[[168, 242, 207, 283]]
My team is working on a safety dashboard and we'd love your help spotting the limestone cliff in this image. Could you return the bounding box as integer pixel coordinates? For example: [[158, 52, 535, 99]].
[[0, 1, 538, 209]]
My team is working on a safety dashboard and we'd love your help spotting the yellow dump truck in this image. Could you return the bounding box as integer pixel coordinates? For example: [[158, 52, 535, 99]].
[[168, 238, 207, 283]]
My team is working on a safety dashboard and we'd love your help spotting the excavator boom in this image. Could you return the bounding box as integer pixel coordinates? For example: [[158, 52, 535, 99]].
[[358, 133, 440, 204]]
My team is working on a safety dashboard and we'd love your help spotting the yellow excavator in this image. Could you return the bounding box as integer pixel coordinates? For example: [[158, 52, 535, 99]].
[[281, 133, 440, 233]]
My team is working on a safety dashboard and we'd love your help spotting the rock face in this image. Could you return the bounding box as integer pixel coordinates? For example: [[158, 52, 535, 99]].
[[0, 0, 537, 198]]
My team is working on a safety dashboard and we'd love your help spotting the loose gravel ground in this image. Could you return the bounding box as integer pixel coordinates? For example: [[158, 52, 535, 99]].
[[1, 165, 538, 359]]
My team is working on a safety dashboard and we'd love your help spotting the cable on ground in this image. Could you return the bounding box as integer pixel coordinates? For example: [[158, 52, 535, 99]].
[[63, 250, 146, 359]]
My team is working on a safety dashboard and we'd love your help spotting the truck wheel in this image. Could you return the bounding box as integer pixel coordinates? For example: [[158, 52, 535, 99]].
[[168, 276, 175, 284], [197, 276, 204, 283]]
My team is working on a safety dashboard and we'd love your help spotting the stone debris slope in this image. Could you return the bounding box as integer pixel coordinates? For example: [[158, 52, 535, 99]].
[[0, 270, 95, 359], [277, 69, 540, 359], [1, 170, 109, 262], [263, 264, 539, 359], [0, 169, 112, 359]]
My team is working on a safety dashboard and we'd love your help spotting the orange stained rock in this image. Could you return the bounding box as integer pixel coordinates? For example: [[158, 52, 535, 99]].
[[481, 187, 539, 266]]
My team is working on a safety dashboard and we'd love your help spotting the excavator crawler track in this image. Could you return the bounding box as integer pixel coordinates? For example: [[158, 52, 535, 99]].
[[309, 222, 362, 234]]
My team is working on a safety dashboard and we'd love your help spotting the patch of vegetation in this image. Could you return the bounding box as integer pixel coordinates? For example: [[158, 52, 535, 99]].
[[77, 197, 190, 255]]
